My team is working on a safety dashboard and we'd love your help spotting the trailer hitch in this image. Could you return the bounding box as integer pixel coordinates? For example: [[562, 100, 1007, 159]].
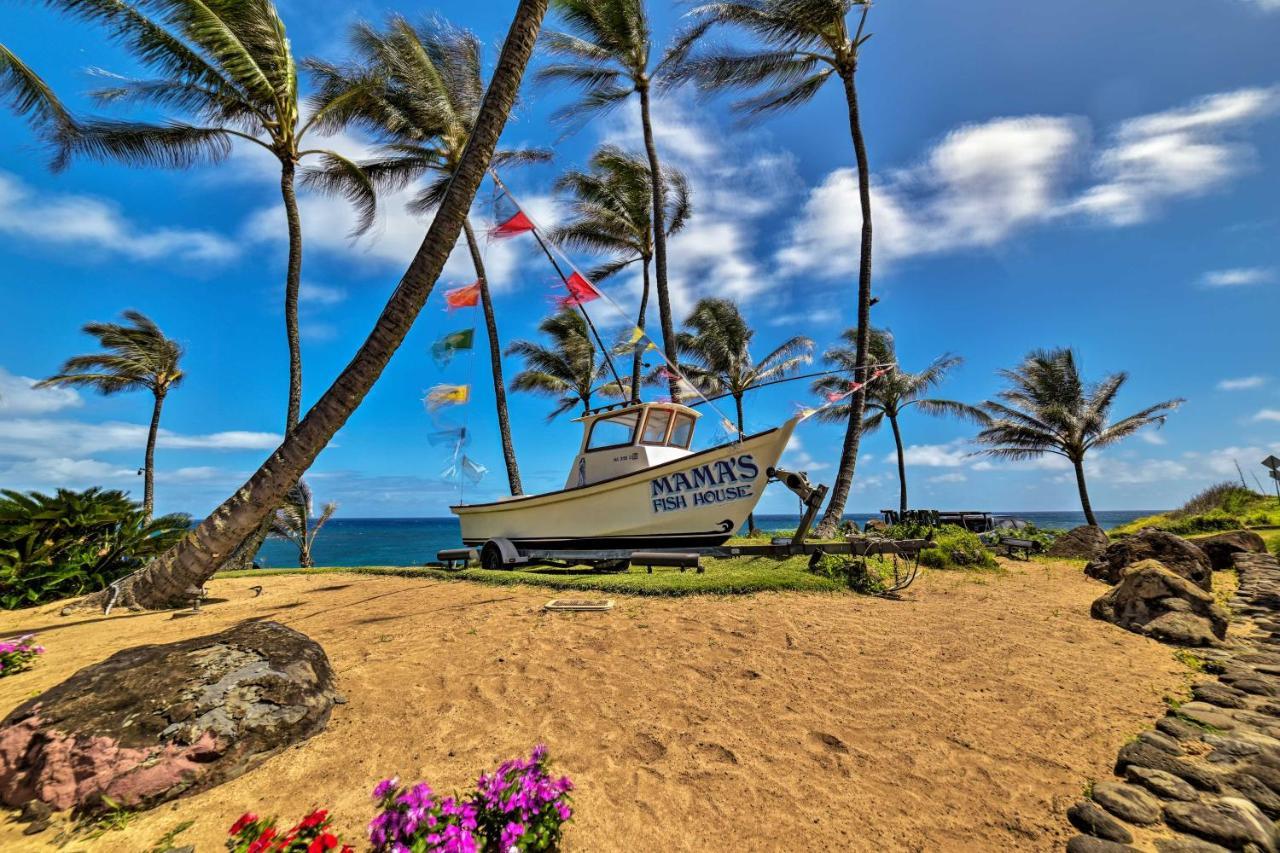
[[768, 467, 829, 547]]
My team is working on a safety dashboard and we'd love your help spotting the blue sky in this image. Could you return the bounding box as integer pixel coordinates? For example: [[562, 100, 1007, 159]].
[[2, 0, 1278, 518]]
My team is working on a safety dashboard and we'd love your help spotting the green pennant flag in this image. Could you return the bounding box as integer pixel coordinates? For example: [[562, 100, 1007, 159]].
[[431, 328, 475, 367]]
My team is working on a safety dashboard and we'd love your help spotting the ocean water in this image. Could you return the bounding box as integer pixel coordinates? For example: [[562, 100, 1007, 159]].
[[254, 510, 1158, 569]]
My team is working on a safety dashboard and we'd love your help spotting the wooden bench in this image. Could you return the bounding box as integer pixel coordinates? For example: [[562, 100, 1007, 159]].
[[997, 537, 1038, 560], [436, 548, 478, 570]]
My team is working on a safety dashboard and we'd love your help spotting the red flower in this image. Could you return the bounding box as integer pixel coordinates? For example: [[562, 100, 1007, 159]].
[[230, 813, 258, 835], [247, 826, 277, 853], [299, 809, 329, 830], [307, 832, 339, 853]]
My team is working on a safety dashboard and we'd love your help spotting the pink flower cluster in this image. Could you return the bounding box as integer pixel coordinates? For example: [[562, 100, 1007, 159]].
[[369, 746, 573, 853], [0, 634, 44, 678]]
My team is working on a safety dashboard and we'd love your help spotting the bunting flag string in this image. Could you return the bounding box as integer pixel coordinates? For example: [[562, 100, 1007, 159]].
[[796, 366, 892, 423], [444, 281, 481, 311], [431, 328, 475, 368], [442, 454, 488, 484], [425, 383, 470, 411], [555, 271, 600, 308], [488, 188, 535, 239], [427, 423, 470, 448]]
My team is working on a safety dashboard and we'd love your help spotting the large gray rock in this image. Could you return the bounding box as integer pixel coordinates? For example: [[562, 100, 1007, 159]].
[[1163, 797, 1278, 852], [1196, 531, 1267, 571], [0, 621, 339, 813], [1086, 528, 1213, 591], [1092, 781, 1161, 824], [1068, 800, 1133, 843], [1091, 560, 1228, 646], [1049, 525, 1112, 559]]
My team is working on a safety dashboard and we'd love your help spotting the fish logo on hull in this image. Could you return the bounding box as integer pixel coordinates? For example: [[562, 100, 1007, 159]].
[[650, 454, 760, 514]]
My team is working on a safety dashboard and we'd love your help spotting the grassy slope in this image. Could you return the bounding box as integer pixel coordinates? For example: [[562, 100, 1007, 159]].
[[217, 554, 846, 597], [1111, 491, 1280, 538]]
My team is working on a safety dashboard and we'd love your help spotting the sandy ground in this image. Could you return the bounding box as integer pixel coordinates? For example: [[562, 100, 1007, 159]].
[[0, 561, 1187, 852]]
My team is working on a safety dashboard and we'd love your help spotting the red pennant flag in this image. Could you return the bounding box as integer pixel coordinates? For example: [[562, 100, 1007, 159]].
[[489, 190, 535, 239], [555, 271, 600, 308], [444, 281, 481, 310], [825, 391, 845, 403]]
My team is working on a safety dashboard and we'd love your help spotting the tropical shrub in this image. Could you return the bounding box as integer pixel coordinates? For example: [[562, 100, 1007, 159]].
[[227, 809, 352, 853], [0, 634, 43, 677], [808, 552, 887, 594], [370, 745, 573, 852], [0, 488, 190, 609], [918, 526, 998, 570]]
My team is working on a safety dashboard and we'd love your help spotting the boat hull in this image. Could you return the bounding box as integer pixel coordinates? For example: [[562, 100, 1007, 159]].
[[451, 418, 798, 549]]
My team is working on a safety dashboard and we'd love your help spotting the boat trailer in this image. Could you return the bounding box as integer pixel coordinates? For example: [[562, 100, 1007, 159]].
[[436, 467, 928, 596]]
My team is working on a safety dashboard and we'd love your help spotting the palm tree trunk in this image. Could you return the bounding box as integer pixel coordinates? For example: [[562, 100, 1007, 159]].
[[630, 257, 652, 402], [637, 84, 679, 402], [64, 0, 551, 612], [1073, 457, 1099, 527], [816, 68, 875, 538], [281, 157, 304, 435], [737, 391, 752, 532], [889, 413, 907, 515], [463, 217, 522, 495], [142, 388, 165, 519]]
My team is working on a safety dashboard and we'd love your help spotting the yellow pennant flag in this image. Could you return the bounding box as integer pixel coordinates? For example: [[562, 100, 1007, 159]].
[[425, 384, 469, 411]]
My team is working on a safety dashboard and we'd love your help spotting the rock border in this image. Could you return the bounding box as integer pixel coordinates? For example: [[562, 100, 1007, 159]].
[[1066, 550, 1280, 852]]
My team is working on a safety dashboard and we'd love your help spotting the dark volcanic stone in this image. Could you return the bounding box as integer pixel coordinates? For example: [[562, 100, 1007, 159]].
[[1125, 765, 1198, 801], [1091, 561, 1229, 646], [1163, 797, 1278, 852], [1092, 781, 1161, 824], [1138, 729, 1185, 755], [1154, 837, 1231, 853], [1068, 800, 1134, 843], [1050, 525, 1112, 559], [1226, 772, 1280, 817], [0, 621, 339, 813], [1066, 835, 1139, 853], [1158, 716, 1207, 742], [1086, 528, 1213, 590], [1116, 741, 1221, 791], [1192, 682, 1247, 709], [1197, 531, 1267, 571]]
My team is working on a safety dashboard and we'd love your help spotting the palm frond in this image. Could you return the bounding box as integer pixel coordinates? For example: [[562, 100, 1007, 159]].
[[0, 43, 78, 166], [68, 118, 235, 167], [300, 150, 378, 236]]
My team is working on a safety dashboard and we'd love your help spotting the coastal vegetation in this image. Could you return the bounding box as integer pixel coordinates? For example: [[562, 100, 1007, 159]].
[[1112, 482, 1280, 539], [35, 311, 184, 518], [976, 348, 1183, 528], [268, 480, 337, 570]]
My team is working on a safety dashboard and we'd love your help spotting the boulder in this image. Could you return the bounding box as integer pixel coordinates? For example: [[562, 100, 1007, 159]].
[[1163, 797, 1278, 853], [1049, 525, 1112, 559], [1067, 800, 1133, 843], [1091, 781, 1161, 824], [1085, 528, 1212, 589], [1091, 560, 1228, 646], [1196, 531, 1267, 571], [0, 621, 339, 813]]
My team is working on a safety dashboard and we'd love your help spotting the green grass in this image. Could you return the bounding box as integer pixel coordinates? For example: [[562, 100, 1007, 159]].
[[216, 554, 848, 597], [1111, 485, 1280, 538]]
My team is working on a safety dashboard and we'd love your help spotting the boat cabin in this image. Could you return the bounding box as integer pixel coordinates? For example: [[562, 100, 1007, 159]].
[[566, 402, 701, 489]]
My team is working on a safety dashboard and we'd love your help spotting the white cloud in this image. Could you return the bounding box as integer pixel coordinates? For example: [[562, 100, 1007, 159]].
[[897, 439, 972, 468], [1139, 431, 1168, 446], [0, 170, 238, 263], [1241, 0, 1280, 9], [0, 368, 82, 415], [1218, 375, 1268, 390], [1254, 409, 1280, 423], [1202, 267, 1275, 287], [0, 418, 279, 459], [300, 282, 347, 306], [777, 86, 1280, 278], [928, 472, 967, 484], [1085, 456, 1190, 485], [778, 435, 831, 473]]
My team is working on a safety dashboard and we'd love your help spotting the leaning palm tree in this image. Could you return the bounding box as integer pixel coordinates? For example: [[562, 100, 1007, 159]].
[[507, 309, 622, 419], [551, 145, 690, 399], [667, 298, 812, 532], [63, 0, 549, 612], [45, 0, 376, 437], [269, 480, 336, 569], [671, 0, 877, 537], [304, 16, 554, 497], [1, 43, 77, 164], [975, 348, 1183, 527], [35, 311, 184, 518], [813, 329, 987, 514], [536, 0, 695, 401]]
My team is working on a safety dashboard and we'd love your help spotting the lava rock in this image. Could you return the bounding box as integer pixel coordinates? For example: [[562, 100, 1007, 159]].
[[1197, 531, 1267, 571], [1138, 729, 1185, 755], [1154, 837, 1231, 853], [1068, 800, 1134, 843], [1092, 781, 1162, 824], [1158, 716, 1208, 742], [1116, 740, 1221, 791], [1226, 772, 1280, 817], [1125, 765, 1198, 801], [1050, 525, 1112, 560], [0, 621, 339, 813], [1192, 682, 1247, 709], [1091, 560, 1229, 646], [1163, 797, 1279, 852], [1067, 835, 1139, 853], [1086, 529, 1213, 590]]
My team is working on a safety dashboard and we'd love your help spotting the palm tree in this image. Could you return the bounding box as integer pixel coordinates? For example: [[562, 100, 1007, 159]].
[[536, 0, 694, 401], [975, 348, 1183, 527], [668, 298, 812, 532], [671, 0, 877, 537], [304, 17, 555, 497], [507, 309, 621, 419], [813, 329, 986, 514], [35, 311, 184, 518], [268, 479, 335, 569], [45, 0, 377, 437], [551, 145, 690, 399], [1, 43, 77, 164], [65, 0, 550, 612]]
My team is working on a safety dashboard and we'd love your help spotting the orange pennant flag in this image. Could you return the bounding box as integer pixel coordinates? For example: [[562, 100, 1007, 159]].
[[444, 281, 481, 310]]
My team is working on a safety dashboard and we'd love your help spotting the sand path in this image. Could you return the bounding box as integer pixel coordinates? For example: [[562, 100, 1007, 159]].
[[0, 561, 1185, 851]]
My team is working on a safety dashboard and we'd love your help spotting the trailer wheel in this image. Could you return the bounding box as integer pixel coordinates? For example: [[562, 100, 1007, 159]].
[[480, 542, 505, 571]]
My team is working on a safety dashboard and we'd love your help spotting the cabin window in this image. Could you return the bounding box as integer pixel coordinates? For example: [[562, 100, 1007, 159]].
[[586, 411, 640, 450], [640, 409, 673, 445], [669, 413, 695, 448]]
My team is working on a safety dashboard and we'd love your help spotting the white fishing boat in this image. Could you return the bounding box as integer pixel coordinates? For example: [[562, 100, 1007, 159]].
[[451, 401, 798, 553]]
